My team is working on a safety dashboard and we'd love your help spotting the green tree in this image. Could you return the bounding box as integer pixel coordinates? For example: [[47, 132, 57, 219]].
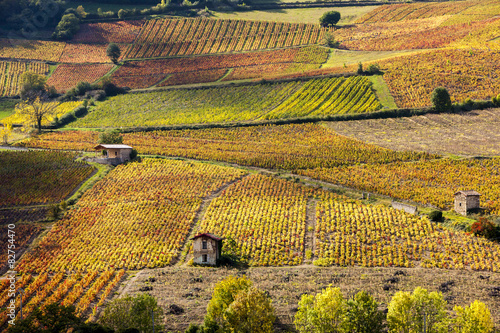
[[7, 303, 82, 333], [52, 13, 80, 40], [107, 43, 121, 64], [20, 72, 47, 99], [204, 275, 253, 331], [453, 300, 494, 333], [431, 87, 452, 112], [98, 129, 123, 144], [98, 294, 164, 333], [224, 287, 275, 333], [344, 291, 385, 333], [387, 287, 448, 333], [319, 11, 341, 27], [294, 285, 345, 333]]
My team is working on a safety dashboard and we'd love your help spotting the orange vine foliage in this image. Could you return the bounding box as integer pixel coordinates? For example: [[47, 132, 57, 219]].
[[47, 63, 114, 93], [198, 174, 311, 266], [378, 49, 500, 107], [299, 157, 500, 215], [315, 192, 500, 271], [17, 159, 245, 273], [16, 124, 433, 170]]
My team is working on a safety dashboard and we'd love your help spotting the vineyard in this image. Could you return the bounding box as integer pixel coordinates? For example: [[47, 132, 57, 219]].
[[196, 174, 311, 266], [0, 39, 65, 62], [59, 43, 126, 63], [0, 61, 49, 97], [15, 124, 433, 170], [47, 64, 114, 92], [378, 49, 500, 107], [17, 159, 246, 273], [72, 21, 144, 44], [298, 157, 500, 215], [111, 46, 328, 89], [2, 101, 83, 126], [335, 17, 492, 51], [315, 191, 500, 271], [123, 18, 332, 59], [0, 270, 125, 327], [0, 150, 95, 207], [71, 76, 380, 127]]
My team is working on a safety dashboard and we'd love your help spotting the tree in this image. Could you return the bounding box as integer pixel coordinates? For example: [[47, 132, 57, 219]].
[[204, 276, 253, 331], [224, 287, 275, 333], [344, 291, 385, 333], [98, 294, 164, 333], [53, 13, 80, 40], [73, 322, 115, 333], [15, 95, 59, 133], [294, 285, 345, 333], [387, 287, 448, 333], [319, 11, 341, 27], [453, 300, 494, 333], [107, 43, 121, 64], [7, 303, 82, 333], [98, 129, 123, 144], [1, 120, 13, 145], [431, 87, 452, 112], [20, 72, 47, 99]]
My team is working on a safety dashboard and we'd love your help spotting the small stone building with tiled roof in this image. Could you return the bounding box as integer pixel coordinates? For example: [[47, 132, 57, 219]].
[[191, 233, 222, 266], [454, 190, 481, 216], [93, 144, 133, 166]]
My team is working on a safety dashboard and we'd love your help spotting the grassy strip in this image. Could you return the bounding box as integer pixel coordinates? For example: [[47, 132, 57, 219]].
[[368, 75, 397, 109]]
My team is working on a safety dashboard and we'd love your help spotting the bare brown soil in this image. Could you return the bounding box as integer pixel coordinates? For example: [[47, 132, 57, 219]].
[[325, 109, 500, 156], [116, 266, 500, 332]]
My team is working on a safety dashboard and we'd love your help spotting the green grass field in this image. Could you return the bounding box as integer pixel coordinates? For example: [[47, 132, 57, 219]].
[[0, 99, 17, 120], [322, 49, 427, 68], [213, 6, 376, 24]]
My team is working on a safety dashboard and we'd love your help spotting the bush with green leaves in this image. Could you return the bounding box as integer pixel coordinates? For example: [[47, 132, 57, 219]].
[[429, 210, 443, 222], [387, 287, 448, 333], [203, 276, 274, 333], [319, 11, 341, 27], [323, 32, 340, 48], [98, 129, 123, 144], [52, 13, 80, 40], [107, 43, 121, 64], [431, 87, 452, 112]]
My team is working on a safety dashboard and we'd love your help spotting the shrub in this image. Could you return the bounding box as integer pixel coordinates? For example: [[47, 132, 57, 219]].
[[75, 81, 92, 96], [106, 43, 121, 64], [98, 129, 123, 144], [319, 11, 341, 27], [357, 62, 364, 75], [471, 217, 497, 239], [366, 64, 381, 75], [322, 32, 340, 48], [52, 14, 80, 40], [431, 87, 452, 112], [429, 210, 443, 222]]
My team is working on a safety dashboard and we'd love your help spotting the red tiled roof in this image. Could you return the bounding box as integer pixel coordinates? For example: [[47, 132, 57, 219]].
[[191, 233, 222, 241]]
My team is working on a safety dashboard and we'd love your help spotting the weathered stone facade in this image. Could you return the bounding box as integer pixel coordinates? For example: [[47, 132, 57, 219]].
[[454, 190, 481, 216], [192, 233, 222, 266], [93, 144, 133, 166]]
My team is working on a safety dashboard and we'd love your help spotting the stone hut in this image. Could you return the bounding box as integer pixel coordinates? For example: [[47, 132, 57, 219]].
[[191, 233, 222, 266], [454, 190, 481, 216], [93, 144, 133, 166]]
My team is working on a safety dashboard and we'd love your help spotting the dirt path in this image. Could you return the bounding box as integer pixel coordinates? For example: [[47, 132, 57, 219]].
[[174, 174, 251, 266], [303, 198, 318, 264]]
